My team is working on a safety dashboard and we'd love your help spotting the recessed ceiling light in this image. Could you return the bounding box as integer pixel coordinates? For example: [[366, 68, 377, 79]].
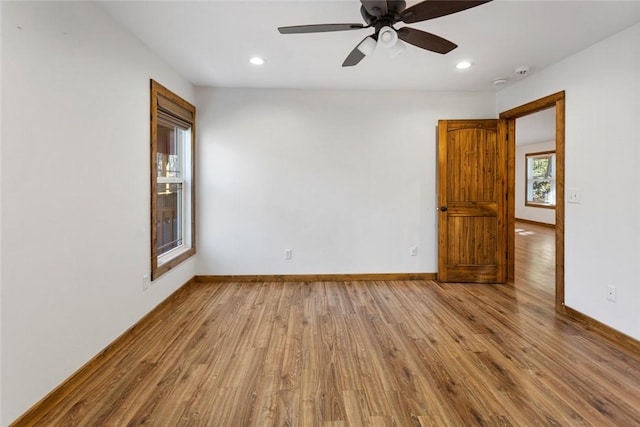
[[456, 60, 472, 70], [249, 56, 265, 66]]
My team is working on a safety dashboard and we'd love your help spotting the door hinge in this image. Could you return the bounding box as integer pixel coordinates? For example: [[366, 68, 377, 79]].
[[506, 193, 509, 200], [506, 252, 509, 260]]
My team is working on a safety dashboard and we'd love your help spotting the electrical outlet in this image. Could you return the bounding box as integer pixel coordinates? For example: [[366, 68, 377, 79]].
[[607, 285, 617, 302], [143, 274, 151, 291], [410, 246, 418, 256], [284, 249, 292, 260]]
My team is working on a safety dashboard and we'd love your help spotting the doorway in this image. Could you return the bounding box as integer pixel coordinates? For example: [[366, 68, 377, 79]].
[[514, 108, 557, 295], [500, 91, 565, 312]]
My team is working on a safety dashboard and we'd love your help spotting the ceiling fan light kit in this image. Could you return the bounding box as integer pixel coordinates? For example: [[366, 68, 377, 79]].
[[357, 36, 378, 56], [277, 0, 493, 67], [378, 26, 398, 48], [388, 39, 407, 58]]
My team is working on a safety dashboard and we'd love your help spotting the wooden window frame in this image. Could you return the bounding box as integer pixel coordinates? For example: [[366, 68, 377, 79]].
[[525, 150, 556, 209], [150, 80, 196, 280]]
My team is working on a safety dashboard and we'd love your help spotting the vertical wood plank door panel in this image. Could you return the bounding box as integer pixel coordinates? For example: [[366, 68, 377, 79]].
[[438, 119, 507, 283]]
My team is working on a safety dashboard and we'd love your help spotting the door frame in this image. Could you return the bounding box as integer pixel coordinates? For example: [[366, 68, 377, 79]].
[[499, 91, 565, 312]]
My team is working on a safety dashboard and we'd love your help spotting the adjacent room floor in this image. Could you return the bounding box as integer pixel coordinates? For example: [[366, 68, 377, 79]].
[[515, 220, 556, 295]]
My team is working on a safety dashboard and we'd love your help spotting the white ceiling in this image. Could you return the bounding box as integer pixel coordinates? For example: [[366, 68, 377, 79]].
[[99, 1, 640, 92]]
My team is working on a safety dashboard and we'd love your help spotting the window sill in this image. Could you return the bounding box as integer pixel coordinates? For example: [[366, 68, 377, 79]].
[[158, 245, 190, 266], [525, 203, 556, 210], [153, 246, 195, 281]]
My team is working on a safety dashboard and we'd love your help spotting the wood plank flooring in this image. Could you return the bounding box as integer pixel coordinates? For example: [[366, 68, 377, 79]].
[[515, 221, 555, 293], [20, 224, 640, 426]]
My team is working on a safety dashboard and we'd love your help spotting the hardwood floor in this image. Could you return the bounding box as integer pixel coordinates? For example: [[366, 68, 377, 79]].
[[18, 229, 640, 426], [515, 220, 555, 294]]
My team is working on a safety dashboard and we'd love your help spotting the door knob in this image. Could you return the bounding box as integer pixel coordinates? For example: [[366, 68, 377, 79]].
[[440, 206, 448, 212]]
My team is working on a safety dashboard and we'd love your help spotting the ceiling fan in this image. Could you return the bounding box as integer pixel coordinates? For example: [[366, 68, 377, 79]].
[[278, 0, 492, 67]]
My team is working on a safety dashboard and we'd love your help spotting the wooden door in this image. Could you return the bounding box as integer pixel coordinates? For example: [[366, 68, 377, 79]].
[[437, 119, 507, 283]]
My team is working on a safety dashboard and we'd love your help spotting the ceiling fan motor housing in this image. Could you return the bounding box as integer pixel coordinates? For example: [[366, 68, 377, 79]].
[[360, 1, 406, 32], [360, 5, 376, 25]]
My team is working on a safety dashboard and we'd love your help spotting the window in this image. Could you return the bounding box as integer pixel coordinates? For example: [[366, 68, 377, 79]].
[[150, 80, 196, 280], [525, 150, 556, 208]]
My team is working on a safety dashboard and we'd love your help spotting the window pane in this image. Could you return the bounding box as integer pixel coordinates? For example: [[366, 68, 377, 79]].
[[526, 151, 556, 207], [532, 179, 552, 203], [157, 122, 188, 179], [532, 157, 552, 179], [156, 183, 183, 256]]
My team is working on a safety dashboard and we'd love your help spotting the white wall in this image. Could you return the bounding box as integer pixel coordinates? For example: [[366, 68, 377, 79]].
[[196, 88, 495, 276], [497, 22, 640, 340], [1, 2, 196, 424], [515, 140, 556, 225], [0, 3, 4, 422]]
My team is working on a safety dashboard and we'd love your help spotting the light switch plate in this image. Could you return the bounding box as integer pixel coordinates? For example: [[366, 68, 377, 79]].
[[567, 188, 581, 204]]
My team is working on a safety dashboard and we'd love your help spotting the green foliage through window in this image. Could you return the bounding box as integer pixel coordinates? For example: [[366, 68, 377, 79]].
[[526, 151, 556, 207]]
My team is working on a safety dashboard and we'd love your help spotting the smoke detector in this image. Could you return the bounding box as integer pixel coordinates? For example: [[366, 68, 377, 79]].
[[514, 66, 530, 76]]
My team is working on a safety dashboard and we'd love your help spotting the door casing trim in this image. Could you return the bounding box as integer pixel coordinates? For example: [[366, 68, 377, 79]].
[[499, 91, 565, 312]]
